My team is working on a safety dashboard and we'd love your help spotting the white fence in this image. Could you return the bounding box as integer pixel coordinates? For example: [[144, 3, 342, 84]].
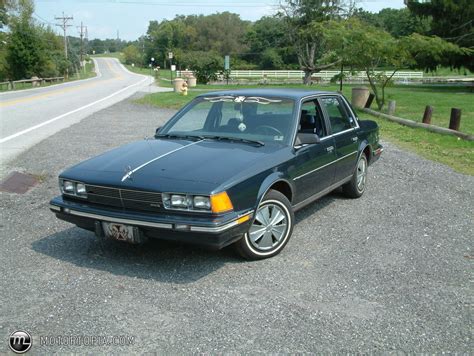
[[176, 70, 423, 80]]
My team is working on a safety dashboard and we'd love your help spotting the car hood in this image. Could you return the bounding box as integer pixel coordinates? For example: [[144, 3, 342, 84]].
[[60, 138, 284, 193]]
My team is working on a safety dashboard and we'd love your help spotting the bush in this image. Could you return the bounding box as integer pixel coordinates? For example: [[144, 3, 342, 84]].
[[181, 51, 222, 84]]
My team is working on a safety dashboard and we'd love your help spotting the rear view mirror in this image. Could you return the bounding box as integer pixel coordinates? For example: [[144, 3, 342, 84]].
[[296, 133, 320, 146]]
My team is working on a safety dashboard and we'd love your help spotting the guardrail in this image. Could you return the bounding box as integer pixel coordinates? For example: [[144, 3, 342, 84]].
[[176, 70, 424, 81], [0, 76, 65, 91]]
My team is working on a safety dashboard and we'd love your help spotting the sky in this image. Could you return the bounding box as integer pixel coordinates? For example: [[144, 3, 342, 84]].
[[33, 0, 406, 41]]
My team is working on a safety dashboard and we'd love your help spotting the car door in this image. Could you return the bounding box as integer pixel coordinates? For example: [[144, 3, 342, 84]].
[[292, 99, 337, 203], [320, 96, 359, 183]]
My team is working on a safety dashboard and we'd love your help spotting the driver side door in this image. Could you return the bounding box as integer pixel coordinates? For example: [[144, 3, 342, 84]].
[[292, 99, 337, 203]]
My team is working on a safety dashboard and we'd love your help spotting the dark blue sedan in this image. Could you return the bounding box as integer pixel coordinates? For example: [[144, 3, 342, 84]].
[[50, 89, 383, 259]]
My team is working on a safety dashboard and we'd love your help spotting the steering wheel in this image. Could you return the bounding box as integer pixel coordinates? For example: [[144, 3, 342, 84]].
[[255, 125, 283, 137]]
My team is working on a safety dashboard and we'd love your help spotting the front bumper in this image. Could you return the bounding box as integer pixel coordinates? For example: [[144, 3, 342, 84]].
[[50, 196, 253, 249]]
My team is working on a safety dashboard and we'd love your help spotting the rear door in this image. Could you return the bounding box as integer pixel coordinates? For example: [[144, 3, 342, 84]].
[[292, 99, 336, 203], [320, 96, 359, 183]]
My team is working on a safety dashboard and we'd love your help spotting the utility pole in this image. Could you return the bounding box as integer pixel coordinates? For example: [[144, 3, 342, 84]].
[[55, 12, 73, 78], [78, 22, 87, 69]]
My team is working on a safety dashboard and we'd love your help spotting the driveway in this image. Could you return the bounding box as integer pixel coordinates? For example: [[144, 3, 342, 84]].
[[0, 94, 471, 353]]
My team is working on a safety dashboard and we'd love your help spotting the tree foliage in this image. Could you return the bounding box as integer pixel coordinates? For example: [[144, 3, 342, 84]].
[[180, 51, 222, 84], [406, 0, 474, 70], [1, 0, 72, 80], [122, 44, 141, 65]]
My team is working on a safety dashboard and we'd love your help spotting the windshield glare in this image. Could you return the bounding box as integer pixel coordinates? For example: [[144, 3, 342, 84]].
[[160, 95, 296, 145]]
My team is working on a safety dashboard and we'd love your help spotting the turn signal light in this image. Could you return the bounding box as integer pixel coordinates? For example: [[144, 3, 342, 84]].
[[210, 192, 233, 213]]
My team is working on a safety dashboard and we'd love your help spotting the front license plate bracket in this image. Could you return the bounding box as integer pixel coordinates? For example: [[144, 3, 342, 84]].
[[96, 221, 147, 244]]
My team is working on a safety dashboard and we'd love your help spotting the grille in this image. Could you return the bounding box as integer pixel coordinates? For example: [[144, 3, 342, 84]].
[[85, 184, 163, 212]]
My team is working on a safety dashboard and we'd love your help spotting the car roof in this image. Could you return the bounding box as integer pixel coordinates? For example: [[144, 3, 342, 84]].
[[196, 88, 337, 100]]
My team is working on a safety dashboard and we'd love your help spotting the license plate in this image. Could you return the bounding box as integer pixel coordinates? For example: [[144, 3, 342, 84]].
[[102, 222, 137, 243]]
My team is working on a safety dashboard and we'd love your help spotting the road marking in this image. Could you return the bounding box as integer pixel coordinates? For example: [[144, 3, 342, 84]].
[[0, 76, 151, 144], [105, 59, 124, 80]]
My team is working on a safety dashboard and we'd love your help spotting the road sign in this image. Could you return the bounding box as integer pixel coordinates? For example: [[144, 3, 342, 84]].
[[224, 55, 230, 70], [168, 52, 173, 59], [171, 65, 176, 71]]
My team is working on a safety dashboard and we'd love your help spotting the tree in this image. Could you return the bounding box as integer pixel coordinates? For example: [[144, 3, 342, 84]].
[[122, 44, 141, 65], [353, 7, 431, 38], [333, 19, 412, 109], [260, 48, 284, 69], [279, 0, 345, 85], [406, 0, 474, 70], [400, 33, 469, 72], [181, 51, 222, 84]]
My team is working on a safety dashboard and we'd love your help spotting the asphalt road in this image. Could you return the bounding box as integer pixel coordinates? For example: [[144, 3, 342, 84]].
[[0, 95, 472, 353], [0, 57, 157, 166]]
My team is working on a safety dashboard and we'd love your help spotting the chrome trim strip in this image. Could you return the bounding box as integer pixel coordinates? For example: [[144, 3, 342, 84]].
[[294, 151, 358, 180], [190, 220, 239, 233], [60, 208, 173, 229], [293, 175, 353, 211], [50, 205, 61, 212], [121, 140, 203, 181], [190, 211, 254, 233]]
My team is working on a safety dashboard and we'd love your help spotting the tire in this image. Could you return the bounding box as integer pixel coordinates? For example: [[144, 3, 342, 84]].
[[343, 153, 368, 198], [235, 190, 294, 260]]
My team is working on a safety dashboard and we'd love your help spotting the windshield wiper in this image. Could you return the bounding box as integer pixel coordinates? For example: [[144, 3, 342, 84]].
[[155, 133, 204, 141], [203, 135, 265, 147]]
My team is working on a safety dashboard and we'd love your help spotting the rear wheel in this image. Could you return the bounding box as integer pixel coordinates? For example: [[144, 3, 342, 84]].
[[343, 153, 368, 198], [235, 190, 294, 260]]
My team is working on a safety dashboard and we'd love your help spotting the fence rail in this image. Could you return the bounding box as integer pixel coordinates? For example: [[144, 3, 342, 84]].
[[176, 70, 423, 81], [0, 76, 65, 90]]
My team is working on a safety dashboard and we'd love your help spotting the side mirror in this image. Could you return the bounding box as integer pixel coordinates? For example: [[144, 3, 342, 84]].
[[296, 132, 320, 146], [155, 126, 162, 135]]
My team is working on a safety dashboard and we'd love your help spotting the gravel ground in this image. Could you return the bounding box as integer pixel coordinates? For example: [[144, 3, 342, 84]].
[[0, 94, 472, 353]]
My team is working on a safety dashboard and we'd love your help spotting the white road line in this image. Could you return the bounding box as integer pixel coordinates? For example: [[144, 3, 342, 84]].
[[0, 58, 103, 97], [0, 75, 151, 144]]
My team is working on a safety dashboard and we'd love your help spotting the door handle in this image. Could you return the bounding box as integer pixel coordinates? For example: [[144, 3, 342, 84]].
[[326, 146, 334, 153], [352, 136, 358, 142]]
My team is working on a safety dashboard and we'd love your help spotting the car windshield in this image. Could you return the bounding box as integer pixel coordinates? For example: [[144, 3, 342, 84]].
[[159, 95, 296, 145]]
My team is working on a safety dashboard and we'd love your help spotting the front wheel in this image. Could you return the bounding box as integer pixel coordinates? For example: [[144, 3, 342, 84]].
[[235, 190, 294, 260], [343, 153, 368, 198]]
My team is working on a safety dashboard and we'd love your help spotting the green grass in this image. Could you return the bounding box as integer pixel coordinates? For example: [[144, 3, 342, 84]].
[[358, 111, 473, 175]]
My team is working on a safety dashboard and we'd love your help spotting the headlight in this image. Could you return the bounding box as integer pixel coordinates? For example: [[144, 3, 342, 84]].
[[63, 180, 74, 193], [171, 194, 188, 208], [76, 183, 87, 197], [193, 196, 211, 210], [162, 192, 232, 213], [59, 179, 87, 198]]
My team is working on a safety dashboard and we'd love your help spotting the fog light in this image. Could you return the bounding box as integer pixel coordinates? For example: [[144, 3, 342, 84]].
[[193, 196, 211, 210]]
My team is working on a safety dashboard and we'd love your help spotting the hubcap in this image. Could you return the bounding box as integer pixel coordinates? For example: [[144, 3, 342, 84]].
[[248, 203, 288, 251], [357, 157, 367, 192]]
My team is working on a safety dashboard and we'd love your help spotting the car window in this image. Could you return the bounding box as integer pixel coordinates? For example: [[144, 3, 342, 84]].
[[161, 96, 296, 145], [320, 97, 352, 134], [299, 100, 326, 137], [166, 100, 212, 132]]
